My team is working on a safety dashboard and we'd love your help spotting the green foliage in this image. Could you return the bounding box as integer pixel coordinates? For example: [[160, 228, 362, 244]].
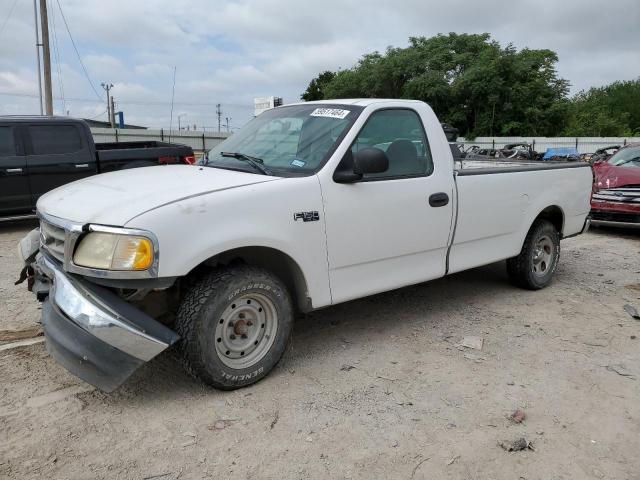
[[300, 71, 337, 101], [301, 34, 640, 137], [300, 33, 570, 136], [563, 80, 640, 136]]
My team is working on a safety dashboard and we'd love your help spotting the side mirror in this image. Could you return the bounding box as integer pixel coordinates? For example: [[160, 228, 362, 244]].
[[354, 148, 389, 175], [333, 147, 389, 183]]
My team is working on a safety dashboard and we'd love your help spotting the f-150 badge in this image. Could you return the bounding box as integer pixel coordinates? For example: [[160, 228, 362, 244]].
[[293, 211, 320, 222]]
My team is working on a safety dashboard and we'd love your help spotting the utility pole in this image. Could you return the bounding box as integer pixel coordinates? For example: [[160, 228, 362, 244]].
[[39, 0, 53, 115], [33, 0, 43, 115], [109, 96, 116, 128], [224, 117, 231, 133], [101, 83, 113, 126], [216, 103, 222, 132]]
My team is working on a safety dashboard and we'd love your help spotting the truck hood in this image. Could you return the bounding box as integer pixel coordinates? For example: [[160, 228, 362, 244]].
[[37, 165, 279, 225], [593, 162, 640, 190]]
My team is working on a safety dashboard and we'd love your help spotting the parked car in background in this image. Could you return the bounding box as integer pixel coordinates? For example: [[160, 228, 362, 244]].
[[19, 99, 592, 392], [591, 143, 640, 228], [0, 116, 195, 221]]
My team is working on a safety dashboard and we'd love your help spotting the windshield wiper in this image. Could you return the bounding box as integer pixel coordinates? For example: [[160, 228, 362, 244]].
[[220, 152, 273, 176], [614, 156, 640, 167]]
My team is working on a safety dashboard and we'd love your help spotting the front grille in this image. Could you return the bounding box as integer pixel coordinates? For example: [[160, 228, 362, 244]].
[[592, 187, 640, 204], [40, 220, 66, 263]]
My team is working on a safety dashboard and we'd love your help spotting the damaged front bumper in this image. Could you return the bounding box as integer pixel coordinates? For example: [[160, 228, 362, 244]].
[[32, 253, 179, 392]]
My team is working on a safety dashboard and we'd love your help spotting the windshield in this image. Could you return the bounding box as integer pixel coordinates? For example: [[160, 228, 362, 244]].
[[607, 146, 640, 167], [206, 104, 363, 176]]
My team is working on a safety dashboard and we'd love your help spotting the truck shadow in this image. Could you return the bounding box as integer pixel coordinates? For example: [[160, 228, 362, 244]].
[[113, 260, 512, 402]]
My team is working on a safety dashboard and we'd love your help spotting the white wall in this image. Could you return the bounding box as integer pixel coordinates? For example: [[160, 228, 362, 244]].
[[90, 128, 231, 153], [457, 137, 640, 154]]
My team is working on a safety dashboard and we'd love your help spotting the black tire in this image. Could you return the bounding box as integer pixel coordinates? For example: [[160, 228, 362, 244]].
[[506, 219, 560, 290], [175, 265, 294, 390]]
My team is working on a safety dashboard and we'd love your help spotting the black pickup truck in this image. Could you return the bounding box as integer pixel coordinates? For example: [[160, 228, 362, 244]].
[[0, 116, 195, 220]]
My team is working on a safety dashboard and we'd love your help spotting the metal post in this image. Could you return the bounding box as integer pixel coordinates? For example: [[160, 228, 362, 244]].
[[115, 129, 119, 143], [39, 0, 53, 115], [492, 139, 495, 149], [33, 0, 43, 115], [109, 96, 116, 128], [160, 128, 164, 141], [202, 133, 205, 152], [101, 83, 113, 125], [575, 138, 578, 149]]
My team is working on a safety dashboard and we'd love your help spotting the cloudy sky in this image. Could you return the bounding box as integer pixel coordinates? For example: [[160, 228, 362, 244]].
[[0, 0, 638, 130]]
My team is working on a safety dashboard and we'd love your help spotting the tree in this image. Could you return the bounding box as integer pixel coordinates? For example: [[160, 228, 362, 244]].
[[563, 80, 640, 136], [301, 71, 337, 101], [299, 33, 570, 137]]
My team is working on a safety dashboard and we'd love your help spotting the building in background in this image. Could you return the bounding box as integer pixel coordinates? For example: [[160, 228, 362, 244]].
[[254, 96, 283, 116]]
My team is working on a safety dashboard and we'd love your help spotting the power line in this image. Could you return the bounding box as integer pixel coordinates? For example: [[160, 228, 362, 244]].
[[0, 0, 20, 38], [54, 0, 102, 102], [87, 109, 107, 120]]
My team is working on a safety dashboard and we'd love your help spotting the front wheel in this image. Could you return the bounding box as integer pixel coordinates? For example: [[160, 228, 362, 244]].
[[507, 219, 560, 290], [175, 265, 294, 390]]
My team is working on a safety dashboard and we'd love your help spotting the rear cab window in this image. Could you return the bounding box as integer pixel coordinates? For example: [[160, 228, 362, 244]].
[[28, 125, 83, 155]]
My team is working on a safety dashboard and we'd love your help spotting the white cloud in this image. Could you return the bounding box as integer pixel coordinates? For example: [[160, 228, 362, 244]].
[[0, 0, 638, 129]]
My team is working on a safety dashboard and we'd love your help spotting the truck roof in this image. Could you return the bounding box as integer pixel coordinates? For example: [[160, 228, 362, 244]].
[[286, 99, 426, 107], [0, 115, 86, 123]]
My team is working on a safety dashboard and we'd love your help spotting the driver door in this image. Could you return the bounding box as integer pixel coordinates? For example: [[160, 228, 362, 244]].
[[320, 108, 455, 304]]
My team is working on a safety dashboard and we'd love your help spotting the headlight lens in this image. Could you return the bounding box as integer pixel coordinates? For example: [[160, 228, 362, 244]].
[[73, 232, 154, 271]]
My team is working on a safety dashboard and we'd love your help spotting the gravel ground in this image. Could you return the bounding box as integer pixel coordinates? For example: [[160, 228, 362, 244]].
[[1, 221, 639, 480]]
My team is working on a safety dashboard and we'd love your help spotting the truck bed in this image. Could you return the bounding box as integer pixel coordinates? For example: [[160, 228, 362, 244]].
[[96, 141, 193, 162], [455, 159, 591, 175]]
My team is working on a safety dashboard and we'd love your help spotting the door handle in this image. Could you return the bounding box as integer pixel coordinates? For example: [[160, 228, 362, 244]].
[[75, 163, 89, 168], [5, 168, 23, 174], [429, 192, 449, 207]]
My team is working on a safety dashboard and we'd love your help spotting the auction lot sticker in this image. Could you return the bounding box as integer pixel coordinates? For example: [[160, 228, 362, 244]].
[[310, 108, 350, 119]]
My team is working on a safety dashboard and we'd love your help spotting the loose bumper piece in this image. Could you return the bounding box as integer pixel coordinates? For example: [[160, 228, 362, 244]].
[[36, 254, 179, 392]]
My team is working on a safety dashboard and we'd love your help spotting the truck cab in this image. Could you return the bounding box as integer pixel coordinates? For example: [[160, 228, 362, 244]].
[[0, 117, 96, 218]]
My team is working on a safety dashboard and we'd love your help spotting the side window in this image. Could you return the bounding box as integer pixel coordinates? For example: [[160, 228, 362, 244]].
[[351, 109, 433, 179], [29, 125, 83, 155], [0, 127, 16, 156]]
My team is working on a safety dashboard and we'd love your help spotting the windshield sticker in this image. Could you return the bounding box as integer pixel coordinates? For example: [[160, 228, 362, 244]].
[[290, 159, 306, 167], [310, 108, 350, 119]]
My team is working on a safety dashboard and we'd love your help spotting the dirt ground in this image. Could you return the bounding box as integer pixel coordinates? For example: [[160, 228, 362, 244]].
[[1, 220, 639, 480]]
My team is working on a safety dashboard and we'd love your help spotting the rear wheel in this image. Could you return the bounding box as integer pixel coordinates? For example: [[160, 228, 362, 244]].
[[507, 219, 560, 290], [175, 265, 294, 390]]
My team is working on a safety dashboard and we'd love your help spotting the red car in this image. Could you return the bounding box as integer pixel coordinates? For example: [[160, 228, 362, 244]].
[[591, 143, 640, 228]]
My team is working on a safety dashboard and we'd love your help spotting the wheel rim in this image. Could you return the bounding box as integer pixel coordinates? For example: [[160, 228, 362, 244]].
[[532, 235, 554, 276], [214, 292, 278, 369]]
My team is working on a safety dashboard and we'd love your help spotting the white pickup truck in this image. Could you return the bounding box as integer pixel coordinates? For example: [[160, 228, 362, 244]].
[[19, 99, 593, 392]]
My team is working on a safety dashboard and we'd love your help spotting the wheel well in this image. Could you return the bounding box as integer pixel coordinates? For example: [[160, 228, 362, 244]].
[[535, 206, 564, 236], [189, 247, 311, 312]]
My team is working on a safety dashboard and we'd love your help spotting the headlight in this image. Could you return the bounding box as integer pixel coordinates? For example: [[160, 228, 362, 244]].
[[73, 232, 154, 271]]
